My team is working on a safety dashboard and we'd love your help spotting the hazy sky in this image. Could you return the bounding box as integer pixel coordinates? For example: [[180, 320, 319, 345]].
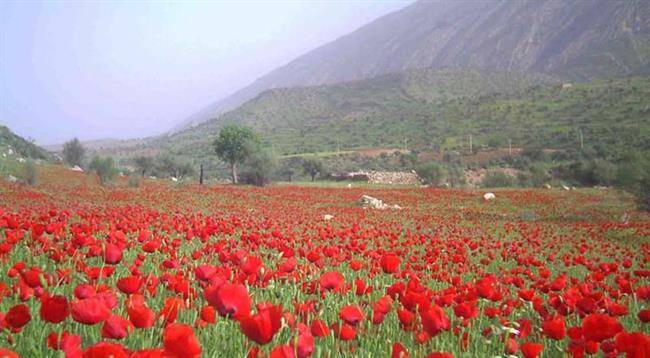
[[0, 0, 411, 145]]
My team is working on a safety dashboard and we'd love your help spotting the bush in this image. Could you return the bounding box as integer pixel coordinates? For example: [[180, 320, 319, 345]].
[[62, 138, 85, 167], [127, 175, 141, 188], [89, 156, 118, 185], [19, 161, 38, 185], [482, 171, 516, 188], [302, 158, 324, 182], [446, 164, 466, 188], [416, 161, 444, 186], [240, 148, 277, 186]]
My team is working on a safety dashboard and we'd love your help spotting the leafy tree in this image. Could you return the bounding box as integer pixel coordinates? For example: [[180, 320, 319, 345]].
[[213, 125, 259, 184], [134, 156, 154, 177], [302, 158, 324, 182], [62, 138, 85, 167], [89, 156, 118, 185], [446, 164, 466, 188], [415, 161, 444, 186], [240, 148, 277, 186]]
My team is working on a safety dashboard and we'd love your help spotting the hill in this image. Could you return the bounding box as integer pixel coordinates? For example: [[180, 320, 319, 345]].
[[96, 69, 649, 167], [178, 0, 650, 129], [0, 125, 51, 160]]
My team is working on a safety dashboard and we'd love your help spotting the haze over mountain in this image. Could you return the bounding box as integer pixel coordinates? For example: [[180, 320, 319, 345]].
[[180, 0, 649, 130]]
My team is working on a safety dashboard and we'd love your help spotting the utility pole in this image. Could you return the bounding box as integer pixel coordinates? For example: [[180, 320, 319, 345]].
[[508, 138, 512, 156], [199, 163, 204, 185]]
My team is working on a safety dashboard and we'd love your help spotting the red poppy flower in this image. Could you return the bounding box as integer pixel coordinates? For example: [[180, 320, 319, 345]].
[[127, 294, 155, 328], [420, 305, 450, 337], [104, 243, 123, 264], [339, 305, 364, 326], [426, 353, 453, 358], [269, 345, 294, 358], [163, 323, 202, 358], [5, 304, 31, 329], [520, 342, 544, 358], [392, 342, 408, 358], [319, 271, 345, 292], [101, 314, 133, 340], [83, 342, 128, 358], [582, 313, 622, 342], [240, 304, 283, 345], [71, 297, 111, 325], [614, 332, 650, 357], [116, 276, 142, 295], [310, 319, 330, 337], [542, 316, 566, 340], [331, 323, 356, 341], [40, 294, 70, 324], [295, 328, 314, 358], [380, 254, 401, 274], [206, 283, 251, 321]]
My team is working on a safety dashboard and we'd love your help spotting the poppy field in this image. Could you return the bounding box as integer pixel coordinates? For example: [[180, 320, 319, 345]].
[[0, 167, 649, 357]]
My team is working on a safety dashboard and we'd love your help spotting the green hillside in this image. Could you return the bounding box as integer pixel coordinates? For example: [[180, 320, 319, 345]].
[[0, 125, 50, 160], [131, 69, 648, 165]]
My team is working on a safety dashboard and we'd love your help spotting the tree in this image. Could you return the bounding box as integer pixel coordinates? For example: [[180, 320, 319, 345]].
[[213, 125, 259, 184], [134, 156, 154, 177], [240, 148, 277, 186], [89, 156, 118, 185], [62, 138, 85, 167], [415, 161, 444, 186], [302, 158, 324, 182]]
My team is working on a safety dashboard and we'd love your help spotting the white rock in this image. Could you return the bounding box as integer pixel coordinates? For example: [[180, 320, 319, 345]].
[[17, 157, 25, 163], [562, 185, 570, 191], [6, 175, 17, 183], [171, 177, 178, 182], [358, 194, 402, 210], [346, 183, 352, 188], [323, 214, 334, 221], [483, 192, 496, 201], [70, 165, 84, 172], [149, 176, 157, 179]]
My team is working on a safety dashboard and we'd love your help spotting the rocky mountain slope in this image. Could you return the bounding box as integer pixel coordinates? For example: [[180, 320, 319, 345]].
[[179, 0, 650, 129]]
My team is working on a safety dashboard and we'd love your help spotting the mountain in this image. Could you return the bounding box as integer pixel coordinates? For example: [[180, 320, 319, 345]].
[[0, 125, 51, 160], [177, 0, 650, 130], [96, 69, 649, 166]]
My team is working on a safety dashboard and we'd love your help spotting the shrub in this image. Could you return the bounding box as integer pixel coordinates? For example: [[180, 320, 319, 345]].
[[416, 161, 444, 186], [482, 171, 516, 188], [62, 138, 85, 167], [240, 148, 277, 187], [89, 156, 118, 185], [128, 175, 141, 188], [19, 161, 38, 186], [302, 158, 324, 182]]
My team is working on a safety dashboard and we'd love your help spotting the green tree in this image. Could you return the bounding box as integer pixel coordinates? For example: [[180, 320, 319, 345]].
[[415, 161, 444, 186], [62, 138, 85, 167], [134, 156, 154, 177], [213, 125, 259, 184], [89, 156, 118, 185], [302, 158, 324, 182], [240, 148, 277, 186]]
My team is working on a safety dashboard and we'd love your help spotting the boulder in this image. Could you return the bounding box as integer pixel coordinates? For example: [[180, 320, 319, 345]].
[[358, 195, 402, 210], [70, 165, 84, 172], [483, 192, 496, 201], [323, 214, 334, 221]]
